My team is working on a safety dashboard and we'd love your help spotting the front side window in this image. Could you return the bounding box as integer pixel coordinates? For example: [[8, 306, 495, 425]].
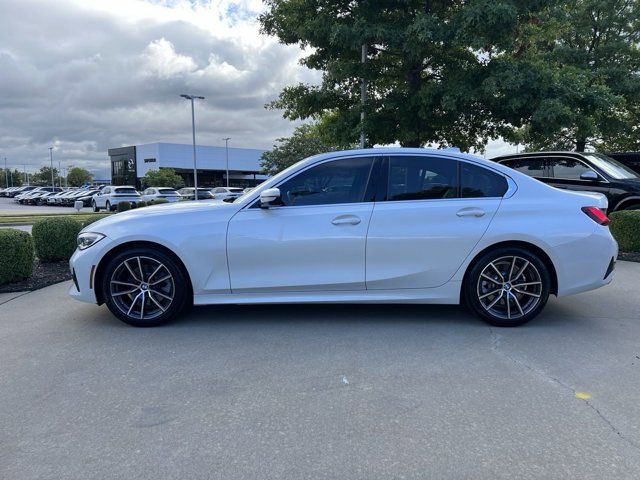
[[501, 158, 546, 177], [548, 157, 591, 180], [460, 162, 508, 198], [277, 157, 374, 206], [387, 156, 457, 201]]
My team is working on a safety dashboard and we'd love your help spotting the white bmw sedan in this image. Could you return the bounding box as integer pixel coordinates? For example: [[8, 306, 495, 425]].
[[69, 148, 617, 328]]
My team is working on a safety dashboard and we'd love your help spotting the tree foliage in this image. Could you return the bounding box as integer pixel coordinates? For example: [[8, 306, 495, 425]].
[[261, 119, 355, 175], [30, 166, 58, 186], [1, 169, 24, 188], [66, 167, 94, 187], [141, 168, 184, 189], [261, 0, 640, 153]]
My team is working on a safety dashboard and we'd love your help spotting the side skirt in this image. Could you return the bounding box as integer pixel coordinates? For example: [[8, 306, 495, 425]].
[[194, 281, 461, 306]]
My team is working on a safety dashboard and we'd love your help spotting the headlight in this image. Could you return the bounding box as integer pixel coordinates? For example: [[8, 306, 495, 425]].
[[77, 232, 105, 250]]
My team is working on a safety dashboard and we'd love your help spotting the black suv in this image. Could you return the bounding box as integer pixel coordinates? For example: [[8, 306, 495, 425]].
[[492, 151, 640, 212]]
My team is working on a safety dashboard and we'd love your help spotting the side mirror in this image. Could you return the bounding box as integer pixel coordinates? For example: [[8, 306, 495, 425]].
[[580, 170, 599, 181], [260, 188, 281, 208]]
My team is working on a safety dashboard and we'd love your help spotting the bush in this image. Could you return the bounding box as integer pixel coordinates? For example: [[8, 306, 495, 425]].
[[32, 217, 82, 262], [610, 210, 640, 252], [137, 200, 147, 208], [0, 229, 34, 285], [117, 201, 131, 212], [149, 198, 169, 205]]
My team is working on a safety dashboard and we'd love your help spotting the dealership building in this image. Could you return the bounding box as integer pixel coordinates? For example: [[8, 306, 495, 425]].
[[108, 142, 268, 189]]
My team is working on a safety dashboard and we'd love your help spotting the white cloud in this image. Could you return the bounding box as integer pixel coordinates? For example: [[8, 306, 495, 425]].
[[140, 38, 197, 78]]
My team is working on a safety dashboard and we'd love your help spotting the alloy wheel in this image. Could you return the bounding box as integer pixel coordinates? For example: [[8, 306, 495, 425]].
[[109, 256, 175, 320], [476, 256, 543, 320]]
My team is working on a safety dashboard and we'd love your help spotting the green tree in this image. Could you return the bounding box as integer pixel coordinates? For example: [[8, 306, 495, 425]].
[[261, 117, 355, 175], [141, 168, 184, 189], [260, 0, 557, 151], [483, 0, 640, 151], [31, 166, 59, 186], [1, 169, 24, 187], [66, 167, 94, 187]]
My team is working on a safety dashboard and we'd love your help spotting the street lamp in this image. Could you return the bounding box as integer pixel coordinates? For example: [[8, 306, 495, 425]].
[[222, 137, 231, 187], [4, 157, 7, 189], [49, 147, 54, 187], [180, 94, 205, 199]]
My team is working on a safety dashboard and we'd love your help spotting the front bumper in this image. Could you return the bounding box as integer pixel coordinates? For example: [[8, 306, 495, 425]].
[[68, 235, 116, 304]]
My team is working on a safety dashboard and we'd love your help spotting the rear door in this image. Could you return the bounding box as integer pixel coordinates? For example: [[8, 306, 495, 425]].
[[366, 155, 508, 289]]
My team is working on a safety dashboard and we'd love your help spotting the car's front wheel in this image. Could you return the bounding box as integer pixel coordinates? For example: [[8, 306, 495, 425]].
[[464, 247, 551, 327], [92, 201, 99, 212], [101, 247, 189, 327]]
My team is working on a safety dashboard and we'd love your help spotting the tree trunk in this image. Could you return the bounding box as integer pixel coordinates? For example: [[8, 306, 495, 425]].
[[576, 139, 586, 152], [401, 140, 422, 148]]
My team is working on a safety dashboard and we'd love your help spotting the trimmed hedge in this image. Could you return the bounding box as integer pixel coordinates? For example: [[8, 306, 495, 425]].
[[610, 210, 640, 252], [137, 200, 148, 208], [32, 217, 83, 262], [117, 201, 131, 212], [79, 214, 108, 228], [149, 198, 169, 205], [0, 229, 34, 285]]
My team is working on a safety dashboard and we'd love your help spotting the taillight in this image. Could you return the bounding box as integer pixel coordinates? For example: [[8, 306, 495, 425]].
[[581, 206, 610, 226]]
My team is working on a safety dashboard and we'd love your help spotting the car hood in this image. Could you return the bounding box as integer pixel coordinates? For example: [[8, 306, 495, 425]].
[[82, 199, 237, 234]]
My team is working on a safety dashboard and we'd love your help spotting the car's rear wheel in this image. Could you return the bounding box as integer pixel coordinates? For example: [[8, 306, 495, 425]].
[[464, 247, 550, 327], [106, 200, 112, 212], [101, 247, 189, 327]]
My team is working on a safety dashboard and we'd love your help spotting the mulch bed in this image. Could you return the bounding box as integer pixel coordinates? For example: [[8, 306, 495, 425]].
[[619, 252, 640, 263], [0, 260, 71, 293]]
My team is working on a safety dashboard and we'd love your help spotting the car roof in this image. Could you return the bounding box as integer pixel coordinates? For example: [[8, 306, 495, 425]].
[[491, 151, 587, 161]]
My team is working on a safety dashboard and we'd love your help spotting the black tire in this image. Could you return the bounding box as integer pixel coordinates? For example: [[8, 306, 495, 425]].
[[463, 246, 551, 327], [106, 200, 112, 212], [101, 247, 189, 327], [92, 201, 99, 212]]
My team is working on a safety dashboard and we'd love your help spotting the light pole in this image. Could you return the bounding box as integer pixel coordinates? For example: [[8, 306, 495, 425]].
[[180, 94, 205, 198], [4, 157, 7, 189], [223, 137, 231, 187], [49, 147, 54, 187], [58, 157, 62, 188]]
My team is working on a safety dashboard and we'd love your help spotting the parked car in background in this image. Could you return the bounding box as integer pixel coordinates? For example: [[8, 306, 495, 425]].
[[70, 148, 617, 328], [75, 189, 101, 207], [492, 151, 640, 211], [141, 187, 182, 203], [177, 187, 214, 200], [16, 186, 62, 204], [210, 187, 244, 201], [6, 185, 37, 197], [92, 186, 140, 212]]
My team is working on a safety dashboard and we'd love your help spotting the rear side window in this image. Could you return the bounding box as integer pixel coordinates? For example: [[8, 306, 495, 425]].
[[115, 187, 137, 194], [387, 156, 457, 201], [460, 162, 508, 198], [501, 158, 546, 177], [158, 188, 177, 194]]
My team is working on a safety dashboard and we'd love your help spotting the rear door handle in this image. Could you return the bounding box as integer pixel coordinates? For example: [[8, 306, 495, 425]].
[[456, 207, 485, 218], [332, 215, 361, 225]]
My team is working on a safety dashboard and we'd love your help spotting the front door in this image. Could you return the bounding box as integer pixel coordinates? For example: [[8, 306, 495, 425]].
[[544, 156, 611, 201], [227, 156, 377, 292], [366, 156, 507, 289]]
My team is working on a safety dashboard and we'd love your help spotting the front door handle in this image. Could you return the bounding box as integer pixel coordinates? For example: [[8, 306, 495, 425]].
[[332, 215, 361, 225], [456, 207, 486, 218]]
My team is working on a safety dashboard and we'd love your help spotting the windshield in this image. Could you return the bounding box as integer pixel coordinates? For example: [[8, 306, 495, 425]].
[[583, 153, 638, 180]]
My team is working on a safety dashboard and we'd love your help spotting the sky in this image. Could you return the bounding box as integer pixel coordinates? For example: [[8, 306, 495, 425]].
[[0, 0, 515, 180]]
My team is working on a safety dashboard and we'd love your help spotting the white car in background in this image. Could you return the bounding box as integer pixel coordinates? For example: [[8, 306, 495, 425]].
[[70, 148, 617, 328], [210, 187, 244, 201], [140, 187, 182, 203], [91, 186, 140, 212]]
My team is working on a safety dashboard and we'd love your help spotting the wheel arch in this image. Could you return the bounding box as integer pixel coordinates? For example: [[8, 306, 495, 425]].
[[612, 195, 640, 211], [462, 240, 558, 296], [94, 240, 194, 306]]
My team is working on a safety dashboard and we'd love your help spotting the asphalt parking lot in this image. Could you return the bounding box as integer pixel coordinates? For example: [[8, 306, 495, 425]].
[[0, 196, 93, 215], [1, 262, 640, 479]]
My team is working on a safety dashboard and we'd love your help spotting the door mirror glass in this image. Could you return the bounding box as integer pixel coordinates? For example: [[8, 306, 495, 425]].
[[260, 188, 281, 207], [580, 170, 599, 181]]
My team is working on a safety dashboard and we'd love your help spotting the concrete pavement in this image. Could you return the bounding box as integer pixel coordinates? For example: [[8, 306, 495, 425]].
[[1, 262, 640, 479]]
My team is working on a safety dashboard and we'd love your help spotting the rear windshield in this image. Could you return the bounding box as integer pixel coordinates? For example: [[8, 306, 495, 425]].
[[158, 188, 178, 194], [115, 187, 138, 194], [228, 188, 244, 192]]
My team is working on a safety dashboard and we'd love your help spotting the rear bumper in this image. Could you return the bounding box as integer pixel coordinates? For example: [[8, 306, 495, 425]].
[[555, 227, 618, 297]]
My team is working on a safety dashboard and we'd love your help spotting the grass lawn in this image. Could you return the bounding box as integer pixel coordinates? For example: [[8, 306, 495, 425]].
[[0, 212, 112, 224]]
